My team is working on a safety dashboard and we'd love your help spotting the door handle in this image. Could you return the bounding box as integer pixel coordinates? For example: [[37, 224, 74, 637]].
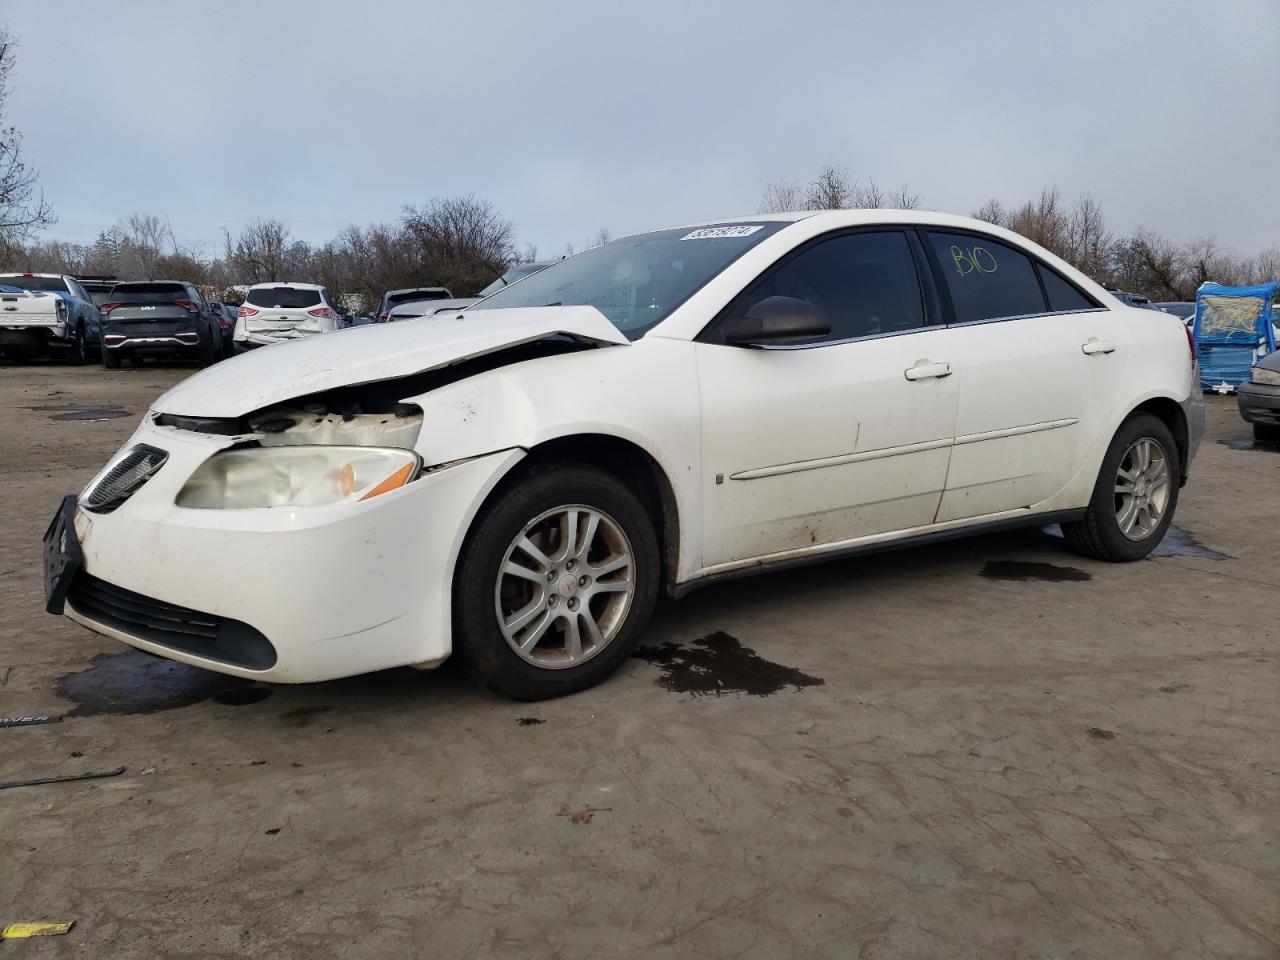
[[1082, 338, 1116, 355], [904, 361, 952, 381]]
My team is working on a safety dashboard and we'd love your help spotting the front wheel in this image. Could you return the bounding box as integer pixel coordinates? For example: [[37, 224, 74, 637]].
[[1062, 413, 1180, 562], [453, 463, 660, 700], [1254, 423, 1280, 444]]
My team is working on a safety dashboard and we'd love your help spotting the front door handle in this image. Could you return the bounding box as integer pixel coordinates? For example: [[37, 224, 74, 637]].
[[1082, 338, 1116, 355], [904, 361, 952, 381]]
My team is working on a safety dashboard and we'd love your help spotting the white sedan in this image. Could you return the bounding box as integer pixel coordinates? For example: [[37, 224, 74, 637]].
[[45, 210, 1203, 700]]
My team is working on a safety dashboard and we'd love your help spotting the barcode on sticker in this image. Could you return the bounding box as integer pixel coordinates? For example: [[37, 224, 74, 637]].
[[680, 225, 764, 240]]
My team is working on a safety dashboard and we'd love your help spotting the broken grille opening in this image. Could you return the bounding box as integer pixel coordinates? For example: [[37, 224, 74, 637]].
[[83, 445, 168, 514]]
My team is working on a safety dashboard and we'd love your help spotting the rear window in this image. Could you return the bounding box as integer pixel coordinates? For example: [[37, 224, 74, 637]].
[[86, 289, 115, 307], [1, 276, 68, 293], [111, 283, 189, 303], [927, 231, 1047, 324], [246, 287, 322, 308]]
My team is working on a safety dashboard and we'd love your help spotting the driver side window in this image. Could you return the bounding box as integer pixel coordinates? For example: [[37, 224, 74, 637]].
[[723, 230, 926, 344]]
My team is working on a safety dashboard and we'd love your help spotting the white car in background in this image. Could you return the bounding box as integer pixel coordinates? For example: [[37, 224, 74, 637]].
[[234, 282, 344, 351], [46, 210, 1203, 701], [386, 263, 560, 321]]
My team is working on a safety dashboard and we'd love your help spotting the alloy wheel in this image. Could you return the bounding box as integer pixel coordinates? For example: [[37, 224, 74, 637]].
[[1114, 437, 1171, 541], [494, 505, 635, 669]]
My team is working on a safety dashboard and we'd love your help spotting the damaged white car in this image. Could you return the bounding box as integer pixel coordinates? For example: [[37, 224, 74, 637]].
[[233, 282, 344, 351], [45, 211, 1203, 700]]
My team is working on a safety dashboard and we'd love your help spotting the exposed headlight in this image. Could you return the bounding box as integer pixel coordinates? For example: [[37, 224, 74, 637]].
[[1251, 366, 1280, 387], [176, 446, 421, 509]]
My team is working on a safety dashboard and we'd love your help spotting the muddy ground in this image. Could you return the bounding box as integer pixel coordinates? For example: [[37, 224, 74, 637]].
[[1, 363, 1276, 959]]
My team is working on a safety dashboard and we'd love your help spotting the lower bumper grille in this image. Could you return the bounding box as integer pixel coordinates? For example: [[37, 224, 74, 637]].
[[67, 573, 277, 670]]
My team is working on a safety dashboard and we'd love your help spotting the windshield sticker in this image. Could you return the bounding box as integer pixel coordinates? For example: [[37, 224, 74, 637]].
[[680, 225, 765, 241]]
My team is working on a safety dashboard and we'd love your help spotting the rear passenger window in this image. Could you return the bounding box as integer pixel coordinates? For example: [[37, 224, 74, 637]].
[[726, 231, 925, 343], [1037, 265, 1097, 312], [927, 231, 1046, 324]]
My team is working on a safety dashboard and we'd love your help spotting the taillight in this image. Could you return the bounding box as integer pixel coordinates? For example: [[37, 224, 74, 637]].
[[218, 319, 230, 330], [377, 313, 388, 323], [308, 307, 337, 319], [238, 306, 259, 318], [1184, 320, 1196, 368], [100, 302, 123, 314], [173, 300, 198, 313]]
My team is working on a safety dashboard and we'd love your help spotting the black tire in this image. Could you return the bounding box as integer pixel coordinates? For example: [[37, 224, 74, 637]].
[[1253, 423, 1280, 444], [453, 462, 660, 701], [64, 324, 87, 365], [101, 347, 121, 369], [197, 336, 217, 368], [1062, 413, 1180, 562]]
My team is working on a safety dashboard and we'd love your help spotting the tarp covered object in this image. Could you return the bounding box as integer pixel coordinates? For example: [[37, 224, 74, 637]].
[[1193, 281, 1278, 391]]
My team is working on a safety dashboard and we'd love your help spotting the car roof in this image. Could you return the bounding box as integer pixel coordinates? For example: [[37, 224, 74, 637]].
[[113, 279, 189, 286], [247, 281, 324, 290], [0, 272, 70, 279]]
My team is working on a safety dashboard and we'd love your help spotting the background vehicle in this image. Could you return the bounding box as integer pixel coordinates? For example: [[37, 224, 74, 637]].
[[99, 280, 223, 368], [1103, 286, 1163, 310], [1158, 301, 1196, 321], [51, 211, 1203, 702], [0, 272, 99, 363], [209, 301, 238, 356], [1237, 349, 1280, 442], [75, 274, 121, 357], [234, 282, 344, 351], [384, 265, 558, 320], [374, 286, 452, 322]]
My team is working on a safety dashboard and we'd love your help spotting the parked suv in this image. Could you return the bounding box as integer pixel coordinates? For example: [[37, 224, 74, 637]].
[[234, 283, 343, 351], [375, 287, 453, 323], [99, 281, 223, 367]]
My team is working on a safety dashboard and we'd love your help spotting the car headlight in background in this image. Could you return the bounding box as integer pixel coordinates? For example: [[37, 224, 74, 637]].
[[176, 446, 421, 509], [1250, 366, 1280, 387]]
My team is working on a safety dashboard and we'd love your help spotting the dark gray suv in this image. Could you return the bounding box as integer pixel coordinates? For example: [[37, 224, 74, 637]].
[[100, 281, 223, 367]]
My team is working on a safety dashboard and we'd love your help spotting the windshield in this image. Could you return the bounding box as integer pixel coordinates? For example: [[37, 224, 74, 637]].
[[1, 275, 68, 293], [478, 262, 548, 297], [247, 287, 321, 308], [471, 223, 790, 339], [388, 289, 449, 305]]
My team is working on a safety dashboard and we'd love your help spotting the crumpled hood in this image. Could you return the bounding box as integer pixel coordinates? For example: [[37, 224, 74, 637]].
[[154, 306, 629, 418]]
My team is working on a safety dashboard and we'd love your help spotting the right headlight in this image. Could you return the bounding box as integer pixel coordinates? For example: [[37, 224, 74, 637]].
[[176, 446, 421, 510], [1251, 366, 1280, 386]]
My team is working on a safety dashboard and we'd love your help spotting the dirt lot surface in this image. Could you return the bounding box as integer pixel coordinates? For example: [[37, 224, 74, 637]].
[[1, 363, 1277, 959]]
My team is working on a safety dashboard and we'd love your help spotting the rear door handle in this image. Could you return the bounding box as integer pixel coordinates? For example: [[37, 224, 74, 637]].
[[1082, 338, 1116, 355], [904, 361, 952, 381]]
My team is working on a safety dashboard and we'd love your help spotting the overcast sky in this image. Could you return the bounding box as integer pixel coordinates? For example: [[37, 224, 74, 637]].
[[8, 0, 1279, 258]]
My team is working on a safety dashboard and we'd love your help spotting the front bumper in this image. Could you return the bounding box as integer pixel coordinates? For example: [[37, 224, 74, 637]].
[[1237, 379, 1280, 426], [58, 419, 523, 682]]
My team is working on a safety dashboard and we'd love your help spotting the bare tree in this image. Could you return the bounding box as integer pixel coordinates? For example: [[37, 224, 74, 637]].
[[401, 196, 515, 295], [587, 227, 611, 248], [806, 165, 856, 210], [225, 218, 291, 283], [760, 178, 805, 213], [0, 27, 54, 251], [972, 198, 1007, 225]]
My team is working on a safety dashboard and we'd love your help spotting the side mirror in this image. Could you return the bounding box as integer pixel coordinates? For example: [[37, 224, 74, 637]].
[[720, 296, 830, 346]]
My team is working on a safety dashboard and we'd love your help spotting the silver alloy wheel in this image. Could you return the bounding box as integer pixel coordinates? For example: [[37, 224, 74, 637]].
[[1114, 437, 1171, 541], [494, 504, 635, 669]]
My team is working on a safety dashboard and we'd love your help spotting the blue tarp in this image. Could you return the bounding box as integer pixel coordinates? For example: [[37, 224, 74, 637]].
[[1193, 281, 1278, 391]]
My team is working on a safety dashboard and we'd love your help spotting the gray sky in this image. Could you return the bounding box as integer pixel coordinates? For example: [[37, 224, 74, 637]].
[[9, 0, 1280, 257]]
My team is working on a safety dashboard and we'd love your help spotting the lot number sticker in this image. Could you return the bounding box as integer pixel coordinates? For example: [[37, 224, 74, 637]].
[[681, 225, 765, 241]]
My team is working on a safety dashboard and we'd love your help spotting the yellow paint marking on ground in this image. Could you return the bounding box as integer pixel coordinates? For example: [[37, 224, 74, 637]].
[[2, 921, 75, 938]]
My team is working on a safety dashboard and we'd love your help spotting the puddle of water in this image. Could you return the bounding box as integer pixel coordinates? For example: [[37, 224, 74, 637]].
[[1218, 438, 1280, 453], [27, 404, 130, 421], [632, 630, 824, 697], [1149, 526, 1232, 561], [58, 651, 249, 717], [980, 560, 1091, 582]]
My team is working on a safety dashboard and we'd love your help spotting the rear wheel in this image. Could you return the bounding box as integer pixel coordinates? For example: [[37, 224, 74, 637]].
[[101, 347, 121, 369], [64, 324, 87, 365], [1062, 413, 1179, 562], [453, 463, 660, 700]]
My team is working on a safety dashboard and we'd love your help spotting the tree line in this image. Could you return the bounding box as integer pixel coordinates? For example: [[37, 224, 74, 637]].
[[766, 165, 1279, 302]]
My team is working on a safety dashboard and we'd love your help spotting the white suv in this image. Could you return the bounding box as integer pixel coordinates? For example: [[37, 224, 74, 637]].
[[234, 283, 344, 351]]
